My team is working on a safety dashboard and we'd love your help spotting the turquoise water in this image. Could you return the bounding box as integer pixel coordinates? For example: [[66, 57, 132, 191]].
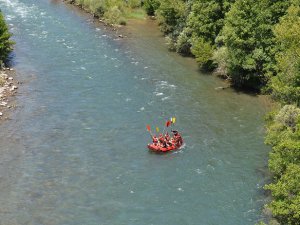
[[0, 0, 270, 224]]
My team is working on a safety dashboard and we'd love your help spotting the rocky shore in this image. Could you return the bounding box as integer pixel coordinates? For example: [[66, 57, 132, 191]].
[[0, 68, 18, 122]]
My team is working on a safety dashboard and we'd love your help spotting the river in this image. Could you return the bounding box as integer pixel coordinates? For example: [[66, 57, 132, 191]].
[[0, 0, 270, 224]]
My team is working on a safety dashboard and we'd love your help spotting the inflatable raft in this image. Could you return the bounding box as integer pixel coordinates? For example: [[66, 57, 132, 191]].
[[147, 141, 183, 153]]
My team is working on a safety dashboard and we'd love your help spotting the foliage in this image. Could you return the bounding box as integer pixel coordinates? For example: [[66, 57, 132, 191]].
[[264, 10, 300, 224], [175, 27, 191, 55], [220, 0, 290, 89], [187, 0, 234, 45], [0, 11, 13, 66], [156, 0, 187, 35], [184, 0, 234, 68], [265, 104, 300, 225], [265, 164, 300, 225], [269, 5, 300, 106], [72, 0, 140, 25], [212, 46, 229, 78], [103, 5, 122, 24], [143, 0, 160, 16], [190, 37, 214, 69], [127, 0, 141, 8]]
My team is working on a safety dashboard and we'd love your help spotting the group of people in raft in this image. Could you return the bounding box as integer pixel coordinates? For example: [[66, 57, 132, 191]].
[[151, 130, 183, 149]]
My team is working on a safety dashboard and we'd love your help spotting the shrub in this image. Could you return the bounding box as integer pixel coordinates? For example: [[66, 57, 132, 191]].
[[191, 37, 214, 69], [0, 12, 13, 67], [175, 28, 191, 55], [127, 0, 141, 8], [143, 0, 160, 16], [104, 5, 122, 24]]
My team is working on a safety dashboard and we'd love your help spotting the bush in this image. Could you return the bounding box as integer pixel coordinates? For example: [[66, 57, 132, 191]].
[[143, 0, 160, 16], [265, 164, 300, 225], [275, 105, 300, 130], [265, 104, 300, 224], [0, 12, 13, 67], [212, 46, 229, 78], [269, 5, 300, 106], [221, 0, 290, 89], [118, 17, 127, 25], [104, 5, 122, 24], [191, 37, 214, 69], [127, 0, 141, 8], [175, 28, 192, 55]]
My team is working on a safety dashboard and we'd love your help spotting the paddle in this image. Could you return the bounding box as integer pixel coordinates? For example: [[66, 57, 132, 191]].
[[156, 127, 160, 133], [146, 124, 153, 137]]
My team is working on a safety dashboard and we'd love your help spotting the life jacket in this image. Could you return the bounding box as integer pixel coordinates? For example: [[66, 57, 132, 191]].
[[152, 136, 158, 143], [159, 134, 164, 143], [165, 133, 170, 141]]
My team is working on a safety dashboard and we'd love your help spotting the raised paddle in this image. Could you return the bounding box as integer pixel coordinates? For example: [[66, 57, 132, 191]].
[[146, 124, 153, 137]]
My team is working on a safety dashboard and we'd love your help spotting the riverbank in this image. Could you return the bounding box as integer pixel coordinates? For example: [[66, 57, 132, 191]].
[[0, 68, 18, 122], [63, 0, 133, 39], [0, 1, 272, 224]]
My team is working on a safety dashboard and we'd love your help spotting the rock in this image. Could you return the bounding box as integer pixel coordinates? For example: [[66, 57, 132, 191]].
[[8, 77, 13, 81], [118, 34, 123, 38], [0, 101, 7, 106], [10, 85, 18, 91], [215, 86, 226, 90], [0, 112, 2, 116], [9, 68, 14, 71]]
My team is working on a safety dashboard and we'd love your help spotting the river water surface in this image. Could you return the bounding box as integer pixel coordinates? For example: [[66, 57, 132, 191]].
[[0, 0, 270, 224]]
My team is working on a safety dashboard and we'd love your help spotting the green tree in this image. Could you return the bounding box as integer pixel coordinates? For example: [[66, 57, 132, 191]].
[[0, 11, 13, 66], [220, 0, 289, 89], [265, 104, 300, 224], [181, 0, 234, 67], [269, 5, 300, 105], [156, 0, 187, 35], [143, 0, 160, 16], [265, 164, 300, 225]]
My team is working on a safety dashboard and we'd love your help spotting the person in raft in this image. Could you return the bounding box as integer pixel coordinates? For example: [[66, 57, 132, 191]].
[[172, 130, 183, 146], [155, 133, 166, 148], [152, 135, 159, 146], [164, 132, 173, 147], [151, 131, 182, 148]]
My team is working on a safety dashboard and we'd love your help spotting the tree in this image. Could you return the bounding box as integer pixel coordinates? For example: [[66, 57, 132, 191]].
[[0, 11, 13, 66], [143, 0, 160, 16], [265, 164, 300, 225], [184, 0, 234, 67], [265, 104, 300, 224], [269, 5, 300, 105], [220, 0, 290, 89]]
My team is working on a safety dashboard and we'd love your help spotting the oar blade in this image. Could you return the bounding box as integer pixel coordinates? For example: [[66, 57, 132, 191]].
[[146, 125, 151, 131]]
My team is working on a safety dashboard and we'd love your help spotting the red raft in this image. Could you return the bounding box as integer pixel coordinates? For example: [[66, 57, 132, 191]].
[[147, 141, 183, 152]]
